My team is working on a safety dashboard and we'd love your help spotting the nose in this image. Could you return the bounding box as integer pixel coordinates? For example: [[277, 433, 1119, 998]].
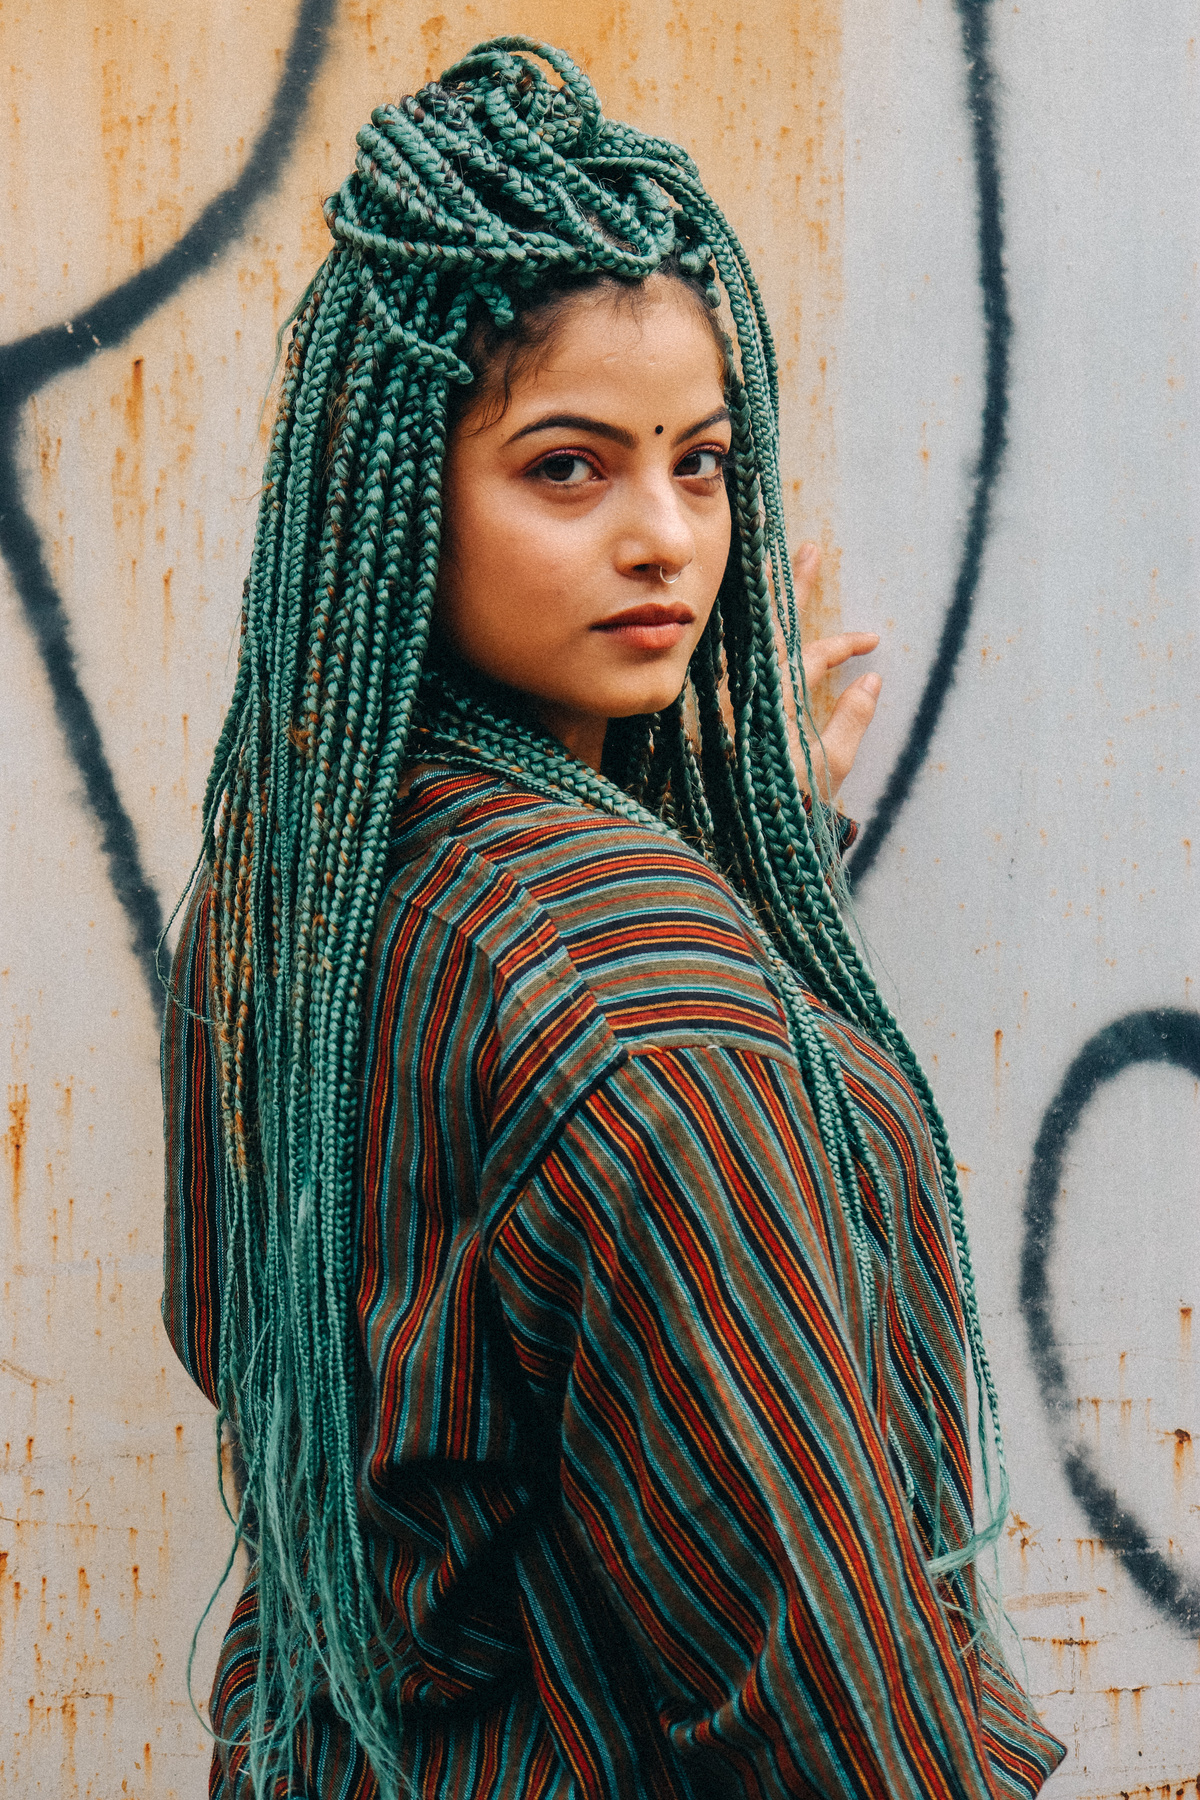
[[613, 471, 695, 583]]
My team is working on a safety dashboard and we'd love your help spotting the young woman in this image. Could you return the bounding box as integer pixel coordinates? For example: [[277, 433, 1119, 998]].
[[162, 38, 1065, 1800]]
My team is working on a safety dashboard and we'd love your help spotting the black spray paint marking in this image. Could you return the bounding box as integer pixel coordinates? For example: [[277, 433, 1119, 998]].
[[1021, 1007, 1200, 1632], [848, 0, 1011, 886], [0, 0, 336, 1008]]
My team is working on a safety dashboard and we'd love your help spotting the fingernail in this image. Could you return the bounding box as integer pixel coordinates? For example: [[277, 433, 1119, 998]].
[[861, 672, 882, 696]]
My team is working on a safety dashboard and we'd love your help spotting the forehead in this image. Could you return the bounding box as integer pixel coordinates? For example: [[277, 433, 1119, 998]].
[[530, 282, 725, 389], [452, 278, 729, 443]]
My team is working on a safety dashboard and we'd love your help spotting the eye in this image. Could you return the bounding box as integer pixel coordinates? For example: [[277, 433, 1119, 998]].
[[675, 447, 728, 480], [533, 452, 596, 486]]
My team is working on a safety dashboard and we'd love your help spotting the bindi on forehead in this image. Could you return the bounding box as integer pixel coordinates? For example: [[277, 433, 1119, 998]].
[[655, 425, 663, 434]]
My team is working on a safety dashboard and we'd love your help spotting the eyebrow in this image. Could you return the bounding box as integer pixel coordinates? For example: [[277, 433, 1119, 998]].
[[672, 407, 730, 446], [504, 406, 731, 451]]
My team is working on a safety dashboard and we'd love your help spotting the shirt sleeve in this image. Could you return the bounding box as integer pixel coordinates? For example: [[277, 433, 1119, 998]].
[[487, 1040, 1034, 1800], [160, 875, 224, 1406]]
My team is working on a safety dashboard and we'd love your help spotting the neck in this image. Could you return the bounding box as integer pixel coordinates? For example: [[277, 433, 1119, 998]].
[[422, 646, 608, 772], [531, 702, 608, 772]]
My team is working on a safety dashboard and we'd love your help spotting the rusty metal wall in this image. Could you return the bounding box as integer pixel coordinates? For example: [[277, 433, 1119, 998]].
[[0, 2, 840, 1792], [0, 1, 1194, 1795], [838, 2, 1200, 1795]]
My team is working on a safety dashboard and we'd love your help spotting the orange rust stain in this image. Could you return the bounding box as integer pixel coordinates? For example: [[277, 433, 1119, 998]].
[[1003, 1588, 1090, 1612], [113, 355, 150, 550], [162, 562, 176, 672], [1083, 1787, 1200, 1800], [95, 15, 187, 271], [1171, 1426, 1193, 1488], [77, 1565, 90, 1614], [1102, 1685, 1122, 1739], [1005, 1511, 1039, 1561], [61, 1692, 78, 1780], [31, 397, 63, 489], [1066, 1631, 1096, 1678], [993, 1028, 1003, 1080], [1078, 1396, 1103, 1439], [1183, 1305, 1194, 1356], [1035, 1628, 1097, 1680], [420, 12, 452, 79], [126, 355, 145, 440], [3, 1082, 29, 1223], [1128, 1684, 1147, 1732]]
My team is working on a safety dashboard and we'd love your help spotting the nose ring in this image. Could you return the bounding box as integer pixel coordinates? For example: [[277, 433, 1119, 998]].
[[659, 566, 682, 586]]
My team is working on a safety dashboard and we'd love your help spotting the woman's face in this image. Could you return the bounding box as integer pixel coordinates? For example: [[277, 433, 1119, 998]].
[[436, 279, 732, 769]]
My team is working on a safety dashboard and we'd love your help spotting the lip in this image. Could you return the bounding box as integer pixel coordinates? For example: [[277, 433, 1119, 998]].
[[593, 601, 695, 631], [592, 600, 695, 655]]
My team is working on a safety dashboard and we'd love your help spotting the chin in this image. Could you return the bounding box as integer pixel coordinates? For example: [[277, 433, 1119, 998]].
[[605, 675, 690, 720]]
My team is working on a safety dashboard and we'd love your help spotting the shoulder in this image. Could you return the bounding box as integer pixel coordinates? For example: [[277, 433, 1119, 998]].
[[378, 763, 792, 1060], [364, 772, 635, 1197]]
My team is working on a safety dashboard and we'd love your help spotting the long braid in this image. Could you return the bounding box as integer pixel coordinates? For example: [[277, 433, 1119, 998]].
[[185, 38, 1004, 1796]]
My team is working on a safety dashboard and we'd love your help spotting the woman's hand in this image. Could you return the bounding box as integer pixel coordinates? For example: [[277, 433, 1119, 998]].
[[795, 543, 881, 801]]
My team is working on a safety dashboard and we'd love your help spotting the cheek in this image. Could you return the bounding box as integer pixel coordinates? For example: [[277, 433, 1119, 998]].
[[436, 459, 521, 631], [438, 456, 489, 582], [443, 462, 541, 578], [435, 468, 576, 679], [698, 493, 733, 594], [441, 477, 589, 633]]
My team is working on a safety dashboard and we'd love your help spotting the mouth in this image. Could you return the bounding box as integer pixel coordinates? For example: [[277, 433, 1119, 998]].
[[592, 600, 695, 652]]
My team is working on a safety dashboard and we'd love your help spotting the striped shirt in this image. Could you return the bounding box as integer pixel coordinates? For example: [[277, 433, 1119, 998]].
[[162, 765, 1064, 1799]]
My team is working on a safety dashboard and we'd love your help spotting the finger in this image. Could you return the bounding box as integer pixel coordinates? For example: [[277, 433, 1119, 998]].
[[801, 630, 880, 685], [816, 672, 882, 798], [794, 540, 821, 602]]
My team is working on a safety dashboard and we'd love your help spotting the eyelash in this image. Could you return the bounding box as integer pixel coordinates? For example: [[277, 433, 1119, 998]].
[[530, 445, 730, 486], [674, 446, 730, 480]]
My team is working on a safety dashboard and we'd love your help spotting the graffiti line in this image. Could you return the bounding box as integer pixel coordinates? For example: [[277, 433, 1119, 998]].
[[0, 443, 166, 983], [847, 0, 1012, 886], [1021, 1007, 1200, 1631], [0, 0, 337, 1007]]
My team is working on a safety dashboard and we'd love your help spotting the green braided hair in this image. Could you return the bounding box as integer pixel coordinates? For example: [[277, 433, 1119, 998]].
[[192, 37, 1006, 1795]]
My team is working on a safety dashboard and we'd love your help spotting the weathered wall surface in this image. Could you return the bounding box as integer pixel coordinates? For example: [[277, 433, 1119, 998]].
[[839, 5, 1199, 1795], [0, 1, 1194, 1795]]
